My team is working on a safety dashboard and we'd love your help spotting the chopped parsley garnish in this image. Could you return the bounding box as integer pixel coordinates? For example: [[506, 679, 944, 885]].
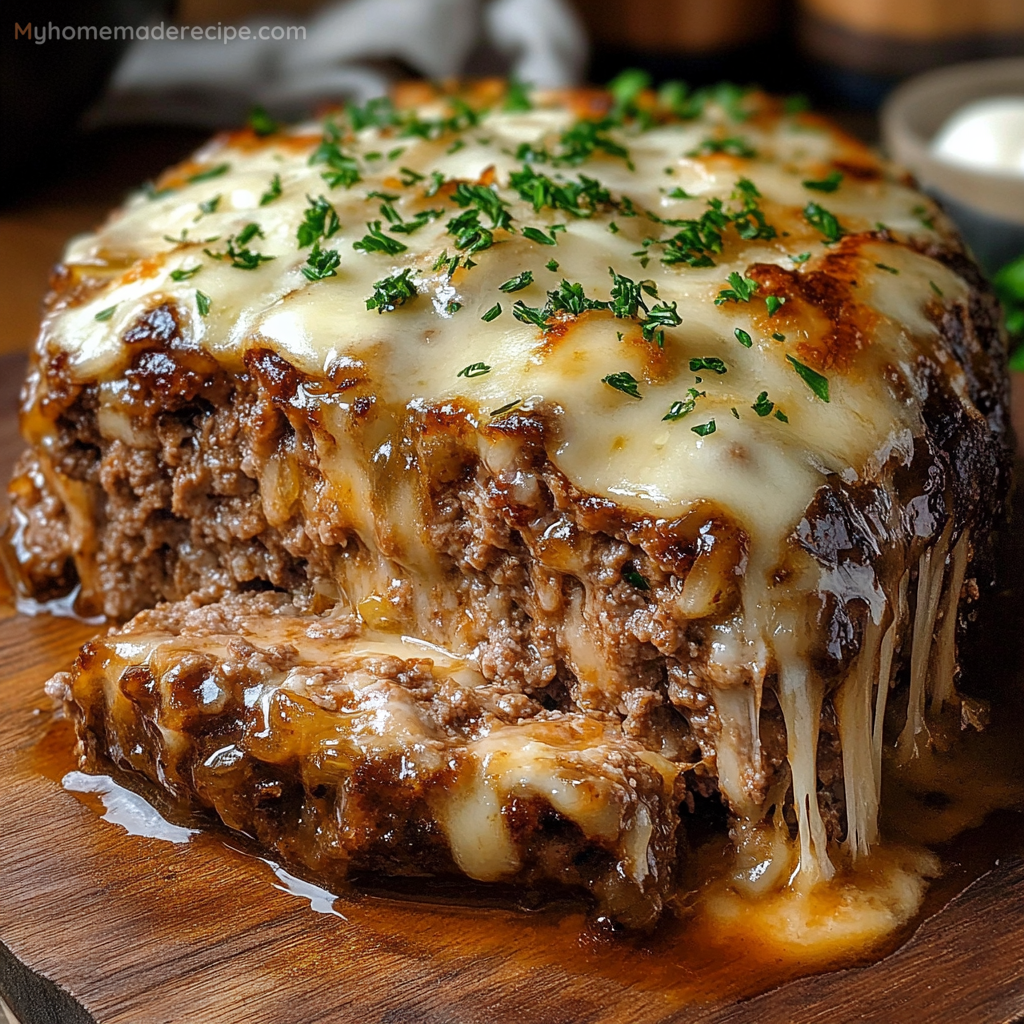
[[309, 128, 362, 189], [490, 399, 522, 416], [512, 301, 549, 328], [458, 362, 491, 378], [793, 251, 811, 264], [715, 272, 759, 304], [772, 331, 786, 341], [731, 407, 740, 418], [205, 225, 275, 270], [347, 96, 399, 131], [912, 204, 936, 230], [622, 564, 650, 591], [196, 290, 211, 316], [446, 138, 466, 155], [399, 167, 425, 186], [170, 265, 201, 281], [803, 170, 843, 192], [545, 259, 559, 272], [301, 242, 340, 281], [503, 77, 533, 112], [804, 202, 844, 243], [94, 305, 116, 321], [365, 268, 417, 312], [547, 280, 605, 317], [353, 221, 408, 255], [188, 163, 230, 183], [663, 388, 703, 421], [787, 355, 830, 401], [735, 327, 753, 347], [235, 223, 262, 246], [751, 391, 774, 416], [666, 186, 696, 199], [929, 280, 944, 298], [499, 270, 534, 293], [198, 194, 221, 215], [446, 209, 495, 254], [608, 222, 619, 234], [380, 200, 443, 236], [297, 195, 341, 248], [259, 174, 282, 206], [481, 302, 502, 322], [247, 105, 278, 136], [508, 166, 613, 218], [688, 136, 756, 159], [554, 118, 632, 168], [691, 420, 717, 436], [730, 178, 777, 241], [765, 294, 786, 316], [775, 408, 789, 422], [602, 371, 642, 399], [875, 262, 899, 274], [640, 302, 680, 345], [522, 225, 565, 246], [690, 356, 727, 374], [446, 300, 463, 315]]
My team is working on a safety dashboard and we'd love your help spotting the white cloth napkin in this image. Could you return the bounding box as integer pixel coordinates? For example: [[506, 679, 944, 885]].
[[88, 0, 586, 127]]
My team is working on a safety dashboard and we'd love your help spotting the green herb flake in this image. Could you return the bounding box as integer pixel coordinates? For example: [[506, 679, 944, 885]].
[[734, 327, 753, 348], [929, 280, 944, 298], [490, 399, 522, 416], [663, 387, 703, 421], [689, 356, 727, 375], [204, 226, 275, 270], [196, 290, 211, 316], [792, 251, 811, 264], [499, 270, 534, 293], [622, 565, 650, 591], [545, 259, 559, 272], [170, 265, 201, 282], [691, 419, 717, 437], [302, 242, 341, 282], [259, 173, 283, 206], [602, 371, 642, 399], [94, 305, 117, 321], [365, 268, 417, 312], [666, 186, 696, 199], [751, 391, 774, 416], [802, 170, 843, 193], [774, 408, 789, 423], [786, 354, 830, 401], [765, 294, 786, 317], [875, 262, 899, 274], [188, 163, 231, 184], [353, 221, 408, 256], [688, 136, 756, 159], [522, 225, 565, 246], [297, 195, 341, 248], [481, 302, 502, 322], [503, 77, 534, 112], [446, 138, 466, 155], [198, 194, 221, 215], [804, 202, 844, 243], [247, 105, 278, 136], [772, 331, 786, 341], [458, 362, 491, 378], [715, 271, 759, 305], [912, 204, 936, 230]]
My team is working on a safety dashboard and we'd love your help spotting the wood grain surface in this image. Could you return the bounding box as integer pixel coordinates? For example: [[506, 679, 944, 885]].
[[0, 351, 1023, 1024]]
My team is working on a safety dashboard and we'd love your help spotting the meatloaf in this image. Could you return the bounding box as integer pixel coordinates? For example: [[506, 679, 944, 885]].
[[6, 79, 1011, 925]]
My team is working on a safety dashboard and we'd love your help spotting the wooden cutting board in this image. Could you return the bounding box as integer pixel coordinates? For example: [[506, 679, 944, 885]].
[[1, 352, 1023, 1024]]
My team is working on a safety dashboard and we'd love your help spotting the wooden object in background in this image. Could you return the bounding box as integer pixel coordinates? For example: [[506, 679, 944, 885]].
[[569, 0, 779, 55], [799, 0, 1024, 75]]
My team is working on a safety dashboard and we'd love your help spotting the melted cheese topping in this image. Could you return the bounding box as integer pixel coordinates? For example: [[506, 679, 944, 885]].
[[49, 94, 970, 557], [43, 89, 986, 888]]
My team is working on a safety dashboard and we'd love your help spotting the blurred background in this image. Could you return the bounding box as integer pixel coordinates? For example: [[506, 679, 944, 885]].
[[1, 0, 1022, 358]]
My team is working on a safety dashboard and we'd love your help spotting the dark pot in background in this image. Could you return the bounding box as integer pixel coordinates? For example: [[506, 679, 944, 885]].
[[1, 0, 173, 198]]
